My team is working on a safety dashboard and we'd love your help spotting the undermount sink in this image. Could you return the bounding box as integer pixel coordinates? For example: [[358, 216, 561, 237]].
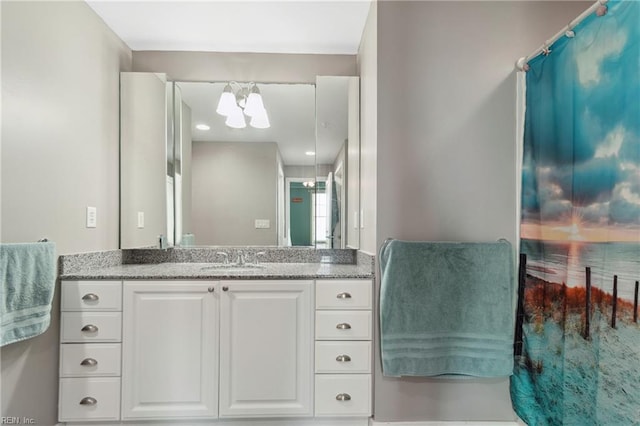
[[201, 263, 266, 271]]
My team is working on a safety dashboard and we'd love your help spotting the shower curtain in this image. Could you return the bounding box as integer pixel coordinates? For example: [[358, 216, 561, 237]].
[[511, 1, 639, 425]]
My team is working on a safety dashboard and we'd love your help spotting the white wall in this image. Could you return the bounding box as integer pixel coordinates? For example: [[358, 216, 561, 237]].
[[133, 51, 356, 83], [0, 1, 132, 423], [372, 1, 592, 422], [191, 141, 279, 245]]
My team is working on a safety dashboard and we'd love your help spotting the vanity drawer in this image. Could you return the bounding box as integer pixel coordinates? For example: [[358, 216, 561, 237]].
[[61, 280, 122, 312], [61, 312, 122, 343], [315, 279, 372, 310], [315, 341, 371, 373], [314, 374, 371, 417], [59, 377, 121, 422], [60, 343, 121, 377], [315, 311, 372, 340]]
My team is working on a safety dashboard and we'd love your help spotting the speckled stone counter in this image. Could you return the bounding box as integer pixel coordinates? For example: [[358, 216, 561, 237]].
[[59, 247, 375, 280], [59, 261, 373, 280]]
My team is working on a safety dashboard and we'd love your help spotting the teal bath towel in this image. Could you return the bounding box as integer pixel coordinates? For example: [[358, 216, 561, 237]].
[[379, 239, 515, 377], [1, 242, 56, 347]]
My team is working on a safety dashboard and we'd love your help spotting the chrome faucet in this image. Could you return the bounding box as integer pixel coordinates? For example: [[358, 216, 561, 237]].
[[235, 250, 245, 266], [216, 251, 229, 264], [254, 251, 266, 265]]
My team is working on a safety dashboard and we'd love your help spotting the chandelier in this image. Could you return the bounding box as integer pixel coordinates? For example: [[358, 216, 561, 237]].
[[216, 81, 270, 129]]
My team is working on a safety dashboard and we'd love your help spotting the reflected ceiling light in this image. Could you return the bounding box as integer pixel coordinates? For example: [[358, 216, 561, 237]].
[[305, 151, 315, 156], [216, 81, 270, 129], [303, 181, 315, 188], [195, 124, 210, 131]]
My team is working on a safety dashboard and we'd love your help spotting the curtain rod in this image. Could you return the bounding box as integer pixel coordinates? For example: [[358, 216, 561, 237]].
[[515, 0, 608, 71]]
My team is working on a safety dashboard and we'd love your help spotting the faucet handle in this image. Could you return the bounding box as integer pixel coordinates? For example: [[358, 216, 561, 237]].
[[216, 252, 229, 264], [254, 251, 267, 265]]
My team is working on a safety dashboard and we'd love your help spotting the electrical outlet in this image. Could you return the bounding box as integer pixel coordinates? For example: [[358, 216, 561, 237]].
[[255, 219, 271, 229], [86, 206, 97, 228], [137, 212, 145, 229]]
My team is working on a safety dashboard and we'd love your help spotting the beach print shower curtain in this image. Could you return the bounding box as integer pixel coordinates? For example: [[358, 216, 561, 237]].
[[511, 1, 639, 425]]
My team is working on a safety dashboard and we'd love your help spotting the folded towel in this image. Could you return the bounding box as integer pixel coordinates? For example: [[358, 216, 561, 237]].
[[379, 239, 514, 377], [1, 242, 56, 347]]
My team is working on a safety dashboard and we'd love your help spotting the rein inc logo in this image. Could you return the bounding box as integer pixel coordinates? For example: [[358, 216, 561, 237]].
[[0, 418, 35, 425]]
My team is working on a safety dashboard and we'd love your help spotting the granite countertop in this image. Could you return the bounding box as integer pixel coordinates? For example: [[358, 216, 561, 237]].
[[59, 261, 374, 280]]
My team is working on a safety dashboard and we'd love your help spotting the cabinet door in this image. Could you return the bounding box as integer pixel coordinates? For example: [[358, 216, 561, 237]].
[[219, 280, 313, 418], [121, 281, 218, 420]]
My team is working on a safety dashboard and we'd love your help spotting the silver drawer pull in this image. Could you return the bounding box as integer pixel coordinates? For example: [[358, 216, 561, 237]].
[[80, 358, 98, 367], [82, 293, 99, 302], [81, 324, 98, 333], [336, 393, 351, 401], [336, 292, 352, 299], [336, 323, 351, 330], [79, 397, 97, 406], [336, 354, 352, 362]]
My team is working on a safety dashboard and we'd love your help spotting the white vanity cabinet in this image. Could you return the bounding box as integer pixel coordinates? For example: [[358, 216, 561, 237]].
[[58, 276, 372, 425], [58, 280, 123, 423], [121, 281, 219, 420], [314, 279, 373, 417], [218, 280, 314, 418]]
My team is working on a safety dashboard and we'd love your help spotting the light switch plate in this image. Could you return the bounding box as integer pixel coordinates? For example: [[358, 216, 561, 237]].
[[255, 219, 271, 229], [86, 206, 97, 228], [137, 211, 145, 229]]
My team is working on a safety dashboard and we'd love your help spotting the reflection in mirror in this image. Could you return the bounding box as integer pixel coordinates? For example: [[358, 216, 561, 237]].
[[315, 76, 360, 249], [174, 82, 316, 246]]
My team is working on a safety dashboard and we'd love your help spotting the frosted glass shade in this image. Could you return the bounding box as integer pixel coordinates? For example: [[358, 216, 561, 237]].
[[249, 108, 270, 129], [225, 105, 246, 129], [244, 89, 265, 117], [216, 84, 236, 116]]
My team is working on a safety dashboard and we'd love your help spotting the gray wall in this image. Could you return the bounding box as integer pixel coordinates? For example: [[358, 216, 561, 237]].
[[191, 141, 279, 246], [371, 1, 592, 422], [133, 51, 356, 83], [0, 1, 132, 424]]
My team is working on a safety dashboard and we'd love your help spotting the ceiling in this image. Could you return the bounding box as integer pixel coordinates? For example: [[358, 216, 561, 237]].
[[86, 1, 371, 54], [87, 1, 368, 167]]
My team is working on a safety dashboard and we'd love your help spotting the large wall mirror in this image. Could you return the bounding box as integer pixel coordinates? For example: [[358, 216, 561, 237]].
[[120, 73, 359, 249]]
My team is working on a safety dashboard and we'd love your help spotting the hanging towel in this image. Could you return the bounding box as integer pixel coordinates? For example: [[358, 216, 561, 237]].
[[379, 239, 514, 377], [0, 242, 56, 347]]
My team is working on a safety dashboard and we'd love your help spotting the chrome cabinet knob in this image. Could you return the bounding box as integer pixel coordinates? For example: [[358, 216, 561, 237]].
[[336, 354, 352, 362], [79, 397, 97, 406], [81, 324, 98, 333], [336, 393, 351, 401], [80, 358, 98, 367], [82, 293, 99, 302], [336, 292, 352, 299], [336, 323, 351, 330]]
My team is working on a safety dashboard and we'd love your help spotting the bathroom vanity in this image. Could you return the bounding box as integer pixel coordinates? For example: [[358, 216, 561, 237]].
[[57, 249, 374, 426]]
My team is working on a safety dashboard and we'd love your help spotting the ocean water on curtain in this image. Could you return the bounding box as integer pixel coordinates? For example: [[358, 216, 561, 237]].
[[522, 239, 640, 301], [510, 0, 640, 425]]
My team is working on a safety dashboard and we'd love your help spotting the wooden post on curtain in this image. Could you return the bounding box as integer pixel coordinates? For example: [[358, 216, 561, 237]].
[[514, 253, 527, 358], [611, 275, 618, 329], [584, 267, 591, 340], [634, 281, 639, 324]]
